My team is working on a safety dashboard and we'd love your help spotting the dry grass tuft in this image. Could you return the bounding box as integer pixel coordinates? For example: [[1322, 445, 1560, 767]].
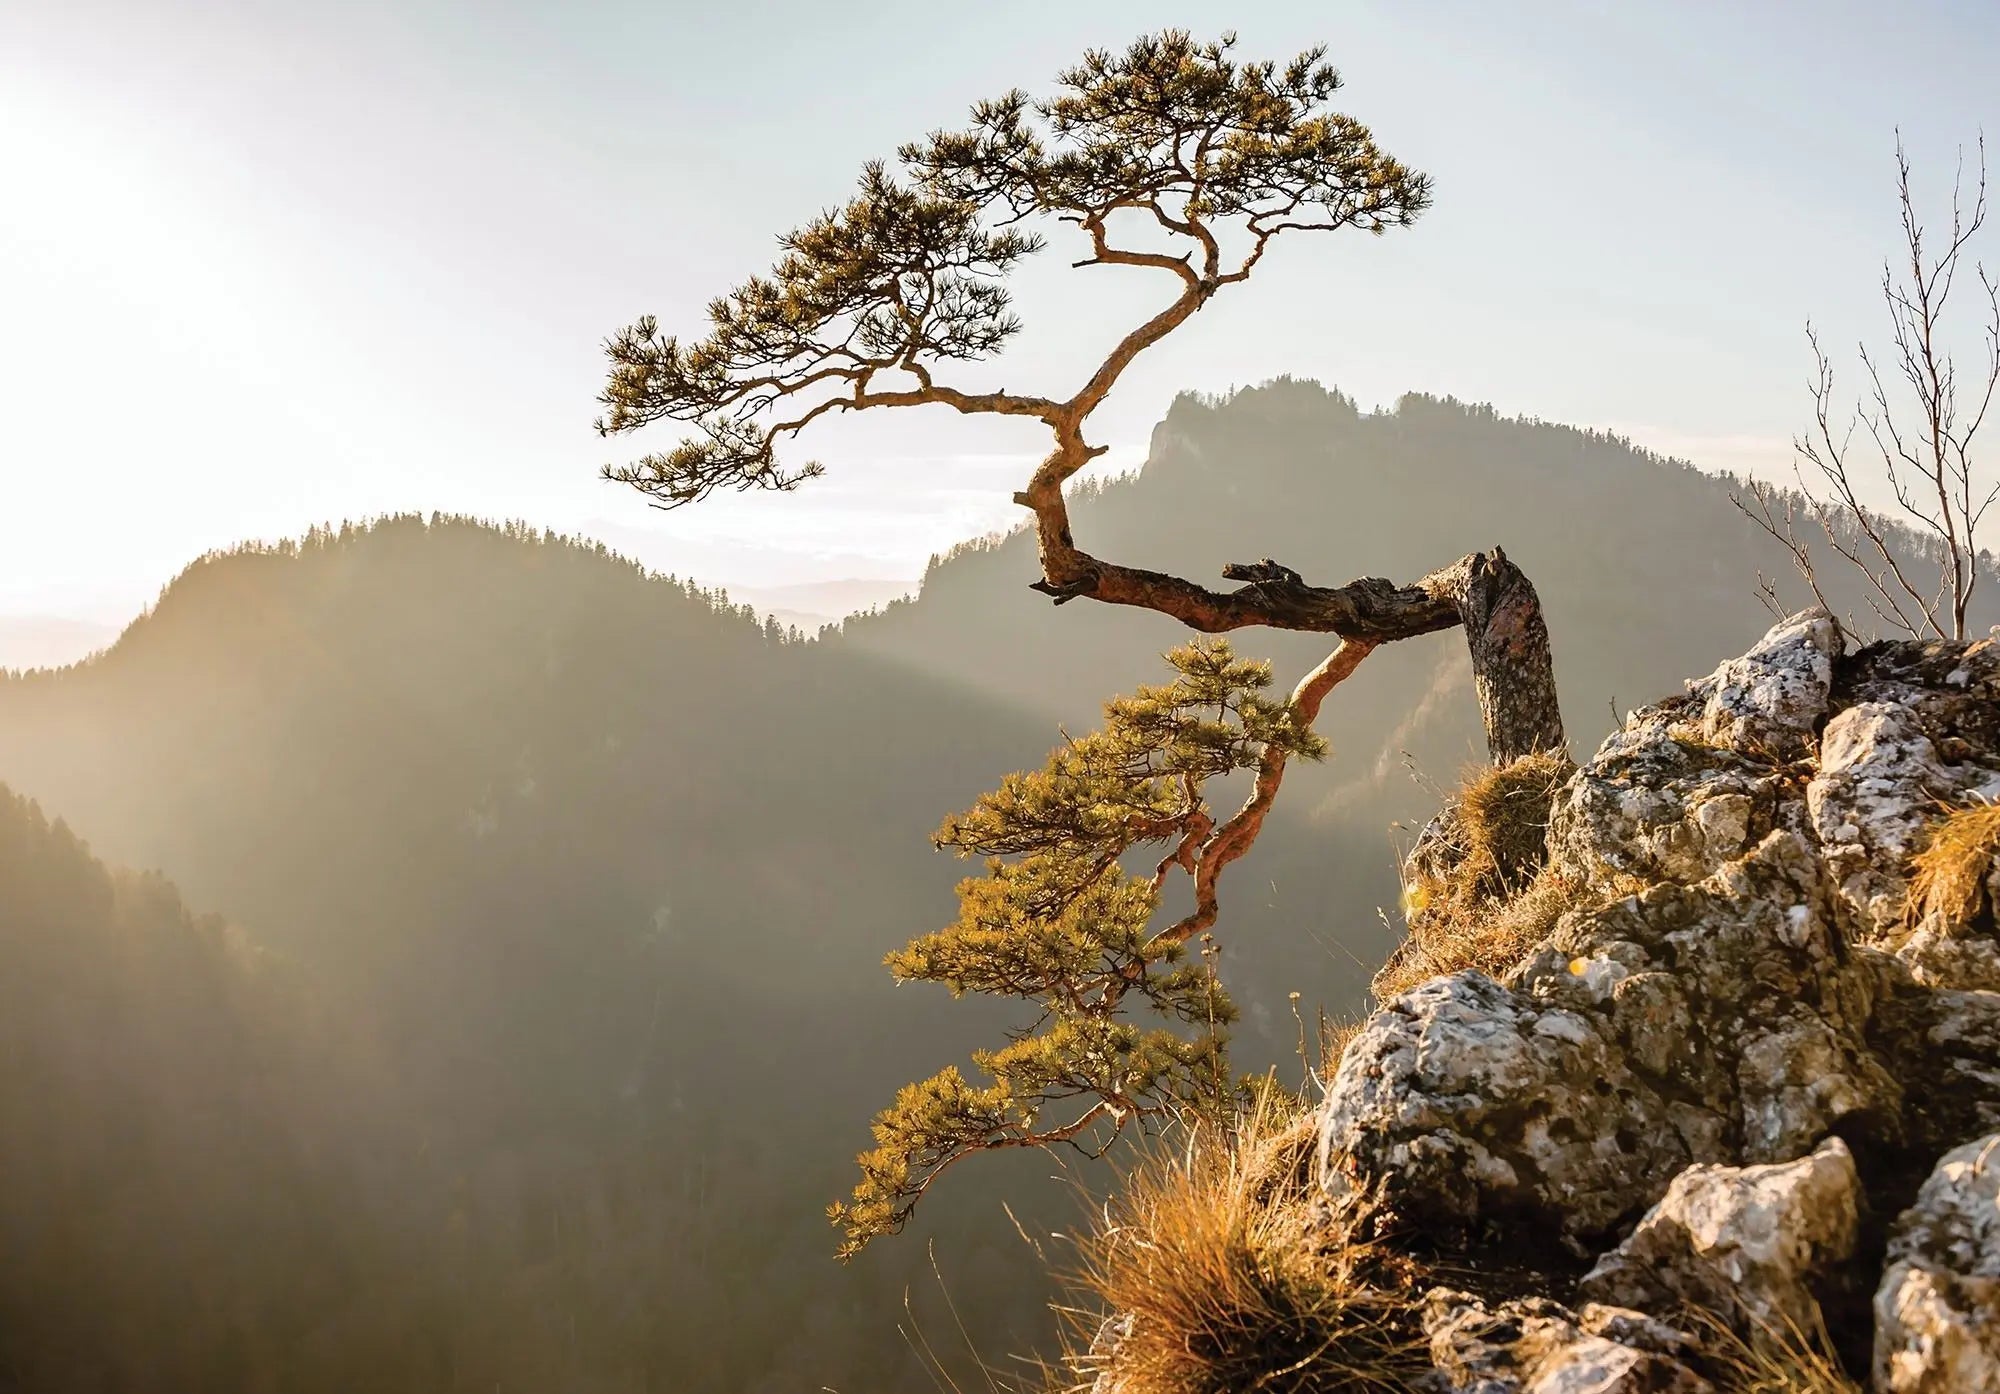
[[1373, 753, 1576, 1003], [1317, 1017, 1367, 1084], [1904, 798, 2000, 932], [1446, 751, 1572, 899], [1051, 1088, 1430, 1394], [1688, 1306, 1861, 1394], [1373, 867, 1579, 1002]]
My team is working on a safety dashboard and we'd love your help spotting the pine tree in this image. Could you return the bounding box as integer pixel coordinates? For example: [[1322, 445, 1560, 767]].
[[594, 30, 1568, 1252], [829, 640, 1329, 1253]]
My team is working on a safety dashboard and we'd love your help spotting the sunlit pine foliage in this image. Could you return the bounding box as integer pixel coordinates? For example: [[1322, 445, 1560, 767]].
[[596, 30, 1430, 506], [830, 641, 1328, 1257]]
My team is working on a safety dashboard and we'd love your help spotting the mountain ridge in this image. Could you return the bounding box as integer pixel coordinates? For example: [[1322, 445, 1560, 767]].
[[2, 383, 1992, 1391]]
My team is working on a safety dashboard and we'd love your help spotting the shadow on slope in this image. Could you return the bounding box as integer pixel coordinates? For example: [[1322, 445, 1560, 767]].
[[0, 517, 1086, 1393]]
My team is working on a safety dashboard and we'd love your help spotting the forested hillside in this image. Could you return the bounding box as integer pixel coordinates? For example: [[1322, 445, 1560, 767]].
[[845, 381, 1998, 809], [0, 518, 1070, 1392], [0, 786, 399, 1391], [1, 388, 1987, 1391]]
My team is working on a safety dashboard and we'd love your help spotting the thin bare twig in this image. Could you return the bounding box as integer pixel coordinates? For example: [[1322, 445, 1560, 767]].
[[1741, 132, 1996, 640]]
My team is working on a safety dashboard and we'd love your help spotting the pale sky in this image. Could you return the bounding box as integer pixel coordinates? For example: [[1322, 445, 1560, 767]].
[[3, 0, 1997, 624]]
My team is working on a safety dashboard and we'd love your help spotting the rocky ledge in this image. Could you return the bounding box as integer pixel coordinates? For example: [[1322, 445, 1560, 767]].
[[1319, 613, 2000, 1391]]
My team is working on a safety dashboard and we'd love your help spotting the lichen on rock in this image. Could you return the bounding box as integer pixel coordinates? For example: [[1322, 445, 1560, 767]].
[[1576, 1137, 1860, 1336], [1421, 1288, 1712, 1393], [1697, 607, 1841, 760], [1870, 1132, 2000, 1394], [1088, 614, 2000, 1393], [1321, 829, 1900, 1251], [1318, 969, 1695, 1248], [1319, 613, 2000, 1391], [1809, 701, 2000, 947]]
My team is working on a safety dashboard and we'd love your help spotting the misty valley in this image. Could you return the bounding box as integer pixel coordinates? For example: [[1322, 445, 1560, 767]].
[[8, 17, 2000, 1394], [6, 386, 1986, 1390]]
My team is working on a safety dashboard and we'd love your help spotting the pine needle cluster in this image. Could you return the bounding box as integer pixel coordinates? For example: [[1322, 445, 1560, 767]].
[[595, 30, 1429, 508], [830, 641, 1328, 1257]]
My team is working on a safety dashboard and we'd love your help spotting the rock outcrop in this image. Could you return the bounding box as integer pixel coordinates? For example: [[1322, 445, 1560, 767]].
[[1577, 1137, 1860, 1336], [1873, 1134, 2000, 1392], [1422, 1289, 1713, 1393], [1315, 613, 2000, 1391]]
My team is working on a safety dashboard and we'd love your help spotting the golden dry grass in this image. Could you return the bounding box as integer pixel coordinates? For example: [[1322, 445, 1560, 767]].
[[1049, 1088, 1429, 1394], [1688, 1306, 1861, 1394], [1905, 799, 2000, 932], [1446, 751, 1571, 899], [1372, 753, 1576, 1002], [1317, 1016, 1367, 1084], [1372, 867, 1579, 1002]]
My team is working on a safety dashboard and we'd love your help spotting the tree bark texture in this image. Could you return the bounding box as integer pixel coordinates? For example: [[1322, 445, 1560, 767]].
[[1030, 536, 1567, 766], [1425, 549, 1567, 763]]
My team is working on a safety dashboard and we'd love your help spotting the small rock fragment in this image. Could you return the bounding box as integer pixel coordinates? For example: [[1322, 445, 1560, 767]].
[[1422, 1288, 1711, 1393], [1577, 1138, 1859, 1334]]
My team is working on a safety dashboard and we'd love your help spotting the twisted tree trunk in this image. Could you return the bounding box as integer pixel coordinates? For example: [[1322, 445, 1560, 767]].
[[1424, 549, 1566, 763], [1027, 535, 1567, 765]]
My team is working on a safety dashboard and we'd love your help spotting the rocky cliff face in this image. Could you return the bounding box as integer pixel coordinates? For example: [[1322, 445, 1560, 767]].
[[1310, 613, 2000, 1391]]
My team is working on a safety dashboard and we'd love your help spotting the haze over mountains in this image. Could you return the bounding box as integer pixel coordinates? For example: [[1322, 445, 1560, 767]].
[[0, 518, 1061, 1393], [722, 577, 918, 635], [0, 615, 120, 672], [0, 567, 915, 672], [0, 383, 1990, 1392]]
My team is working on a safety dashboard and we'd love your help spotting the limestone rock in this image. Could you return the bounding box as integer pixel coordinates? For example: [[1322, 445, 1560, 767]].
[[1895, 919, 2000, 997], [1808, 702, 2000, 944], [1863, 971, 2000, 1157], [1836, 635, 2000, 768], [1540, 831, 1897, 1165], [1322, 834, 1899, 1248], [1301, 620, 2000, 1390], [1318, 971, 1692, 1247], [1873, 1133, 2000, 1393], [1697, 608, 1840, 760], [1422, 1288, 1710, 1393], [1548, 711, 1804, 888], [1576, 1138, 1860, 1334], [1547, 610, 1836, 889]]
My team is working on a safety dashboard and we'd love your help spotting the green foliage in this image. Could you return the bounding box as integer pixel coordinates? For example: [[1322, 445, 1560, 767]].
[[831, 641, 1328, 1257], [598, 30, 1430, 506], [595, 163, 1041, 502], [908, 32, 1428, 232]]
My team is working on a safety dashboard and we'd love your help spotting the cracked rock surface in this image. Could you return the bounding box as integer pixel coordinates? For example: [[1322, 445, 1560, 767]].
[[1321, 831, 1898, 1248], [1576, 1137, 1859, 1335], [1311, 614, 2000, 1391], [1421, 1289, 1711, 1393], [1873, 1133, 2000, 1393]]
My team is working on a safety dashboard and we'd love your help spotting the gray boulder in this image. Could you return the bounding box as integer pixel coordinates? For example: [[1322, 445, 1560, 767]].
[[1873, 1133, 2000, 1393], [1577, 1138, 1860, 1335]]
